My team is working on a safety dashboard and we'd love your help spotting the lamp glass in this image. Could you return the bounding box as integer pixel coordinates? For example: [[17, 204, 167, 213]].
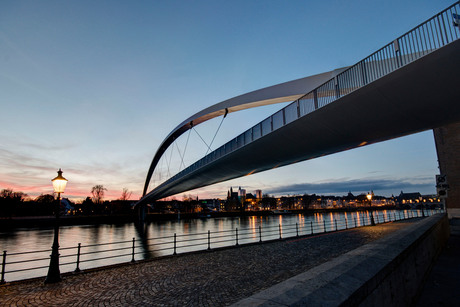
[[52, 169, 68, 193], [366, 193, 372, 201]]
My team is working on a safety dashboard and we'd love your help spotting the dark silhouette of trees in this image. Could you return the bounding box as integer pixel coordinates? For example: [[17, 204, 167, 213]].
[[33, 194, 55, 216], [0, 189, 28, 217], [35, 194, 55, 204], [91, 185, 107, 205], [80, 197, 95, 214], [119, 188, 132, 201]]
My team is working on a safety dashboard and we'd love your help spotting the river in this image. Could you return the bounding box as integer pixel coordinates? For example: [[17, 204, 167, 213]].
[[0, 209, 433, 283]]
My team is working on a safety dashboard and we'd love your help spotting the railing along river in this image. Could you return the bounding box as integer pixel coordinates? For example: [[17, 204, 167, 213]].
[[0, 209, 442, 284]]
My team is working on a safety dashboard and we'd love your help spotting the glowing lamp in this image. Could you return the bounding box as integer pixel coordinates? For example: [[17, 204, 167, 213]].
[[52, 169, 67, 194], [366, 193, 372, 201]]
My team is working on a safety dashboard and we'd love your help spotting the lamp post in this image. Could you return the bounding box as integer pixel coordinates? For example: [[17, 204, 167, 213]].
[[419, 196, 425, 217], [45, 169, 67, 284], [367, 191, 375, 226]]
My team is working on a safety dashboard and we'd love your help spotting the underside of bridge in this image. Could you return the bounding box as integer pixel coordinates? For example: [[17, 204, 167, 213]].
[[139, 38, 460, 205]]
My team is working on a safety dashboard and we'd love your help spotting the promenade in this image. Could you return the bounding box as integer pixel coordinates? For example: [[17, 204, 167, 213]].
[[0, 219, 423, 306]]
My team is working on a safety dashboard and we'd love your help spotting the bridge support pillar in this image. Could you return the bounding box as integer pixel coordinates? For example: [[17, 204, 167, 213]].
[[137, 204, 146, 222], [433, 122, 460, 218]]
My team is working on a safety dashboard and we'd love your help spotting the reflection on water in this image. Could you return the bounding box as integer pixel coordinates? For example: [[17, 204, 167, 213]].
[[0, 209, 433, 282]]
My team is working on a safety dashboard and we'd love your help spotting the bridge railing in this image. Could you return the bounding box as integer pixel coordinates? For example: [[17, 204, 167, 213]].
[[160, 2, 459, 187], [0, 209, 443, 284]]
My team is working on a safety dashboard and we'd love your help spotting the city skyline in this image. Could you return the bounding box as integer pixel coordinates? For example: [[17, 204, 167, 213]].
[[1, 0, 452, 201]]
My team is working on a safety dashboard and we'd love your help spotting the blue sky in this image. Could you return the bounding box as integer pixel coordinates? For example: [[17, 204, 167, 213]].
[[0, 0, 453, 201]]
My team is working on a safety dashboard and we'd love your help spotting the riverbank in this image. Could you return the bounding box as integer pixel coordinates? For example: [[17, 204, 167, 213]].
[[0, 206, 400, 229], [0, 217, 430, 306]]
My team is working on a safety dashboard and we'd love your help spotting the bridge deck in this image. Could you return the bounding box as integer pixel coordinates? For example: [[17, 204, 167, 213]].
[[145, 38, 460, 202]]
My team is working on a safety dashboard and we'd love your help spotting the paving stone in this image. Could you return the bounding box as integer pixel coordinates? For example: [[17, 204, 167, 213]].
[[0, 220, 417, 306]]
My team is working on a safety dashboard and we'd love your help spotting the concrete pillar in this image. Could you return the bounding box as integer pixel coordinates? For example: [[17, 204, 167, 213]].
[[137, 203, 146, 222], [433, 122, 460, 218]]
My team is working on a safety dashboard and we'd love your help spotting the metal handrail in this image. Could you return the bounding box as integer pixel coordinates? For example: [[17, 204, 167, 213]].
[[0, 209, 443, 284], [156, 1, 460, 188]]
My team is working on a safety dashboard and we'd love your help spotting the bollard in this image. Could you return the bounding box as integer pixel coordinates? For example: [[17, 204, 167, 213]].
[[75, 243, 81, 273], [310, 221, 313, 234], [296, 223, 299, 237], [345, 217, 348, 230], [1, 251, 6, 284], [394, 213, 396, 221], [131, 238, 135, 263], [354, 217, 357, 228], [323, 220, 327, 233], [173, 233, 177, 255], [259, 225, 262, 242], [236, 228, 239, 246], [335, 219, 338, 231], [362, 215, 365, 226], [208, 230, 211, 250], [279, 224, 282, 240]]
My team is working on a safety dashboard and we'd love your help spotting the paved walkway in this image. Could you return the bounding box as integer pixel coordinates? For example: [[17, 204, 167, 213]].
[[416, 218, 460, 306], [0, 220, 418, 306]]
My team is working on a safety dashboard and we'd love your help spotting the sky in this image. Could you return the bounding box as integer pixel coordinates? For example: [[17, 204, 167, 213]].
[[0, 0, 454, 202]]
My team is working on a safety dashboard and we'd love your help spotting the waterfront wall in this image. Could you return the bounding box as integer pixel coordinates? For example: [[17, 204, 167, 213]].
[[233, 213, 449, 306], [434, 122, 460, 218]]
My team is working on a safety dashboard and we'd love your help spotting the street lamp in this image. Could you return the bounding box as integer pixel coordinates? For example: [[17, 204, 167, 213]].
[[367, 191, 375, 226], [419, 196, 425, 217], [45, 169, 67, 284]]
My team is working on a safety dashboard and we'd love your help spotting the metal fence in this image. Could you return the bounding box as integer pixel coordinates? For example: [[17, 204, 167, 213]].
[[0, 209, 443, 284], [158, 2, 460, 189]]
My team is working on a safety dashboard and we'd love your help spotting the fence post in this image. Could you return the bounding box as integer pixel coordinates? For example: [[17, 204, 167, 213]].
[[279, 224, 282, 240], [236, 228, 239, 246], [335, 219, 338, 231], [75, 243, 81, 273], [173, 233, 177, 255], [296, 223, 299, 237], [354, 217, 357, 228], [1, 251, 6, 284], [345, 218, 348, 230], [208, 230, 211, 250], [259, 225, 262, 242], [362, 215, 365, 226], [310, 221, 313, 234], [131, 238, 135, 263], [323, 220, 327, 233]]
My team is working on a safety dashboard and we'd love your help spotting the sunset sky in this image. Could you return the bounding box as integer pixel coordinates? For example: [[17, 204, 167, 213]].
[[0, 0, 453, 201]]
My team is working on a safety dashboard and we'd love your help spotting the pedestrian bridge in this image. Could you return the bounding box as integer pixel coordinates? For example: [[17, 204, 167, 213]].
[[139, 2, 460, 204]]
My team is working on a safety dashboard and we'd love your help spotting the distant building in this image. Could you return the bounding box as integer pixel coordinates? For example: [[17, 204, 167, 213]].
[[395, 191, 422, 207], [255, 189, 262, 200], [238, 187, 246, 201], [226, 187, 241, 211]]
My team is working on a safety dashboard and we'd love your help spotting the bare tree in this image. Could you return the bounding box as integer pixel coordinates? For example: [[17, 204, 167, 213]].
[[1, 189, 28, 201], [119, 188, 132, 201], [91, 185, 107, 205]]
